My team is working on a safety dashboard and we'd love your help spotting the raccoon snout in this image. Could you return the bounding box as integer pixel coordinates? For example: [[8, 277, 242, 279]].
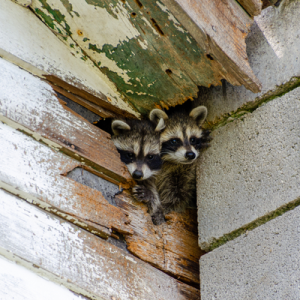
[[185, 151, 196, 160], [132, 170, 143, 180]]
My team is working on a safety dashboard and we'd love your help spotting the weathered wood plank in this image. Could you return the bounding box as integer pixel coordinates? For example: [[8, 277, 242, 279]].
[[0, 0, 138, 118], [30, 0, 260, 114], [0, 58, 133, 186], [0, 121, 132, 238], [0, 189, 200, 300], [0, 255, 88, 300], [236, 0, 262, 16], [160, 0, 262, 93], [115, 192, 204, 286]]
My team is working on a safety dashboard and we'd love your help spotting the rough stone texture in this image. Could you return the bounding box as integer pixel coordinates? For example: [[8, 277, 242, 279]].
[[197, 87, 300, 250], [200, 204, 300, 300], [195, 2, 300, 124]]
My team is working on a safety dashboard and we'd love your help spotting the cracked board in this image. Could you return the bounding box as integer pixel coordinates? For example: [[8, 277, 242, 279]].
[[0, 58, 133, 187], [0, 189, 200, 300], [30, 0, 261, 115], [0, 0, 138, 118], [0, 120, 133, 239], [115, 191, 204, 287]]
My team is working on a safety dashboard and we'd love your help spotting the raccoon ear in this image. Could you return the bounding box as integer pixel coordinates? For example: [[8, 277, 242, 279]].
[[111, 120, 131, 135], [189, 106, 207, 127], [149, 109, 168, 132]]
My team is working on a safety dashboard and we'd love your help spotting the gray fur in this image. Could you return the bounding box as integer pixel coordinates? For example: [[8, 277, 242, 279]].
[[149, 105, 211, 223], [111, 118, 165, 225]]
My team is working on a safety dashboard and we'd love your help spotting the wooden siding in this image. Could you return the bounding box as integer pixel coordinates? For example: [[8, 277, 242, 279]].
[[28, 0, 260, 115], [1, 58, 202, 291], [0, 189, 199, 300]]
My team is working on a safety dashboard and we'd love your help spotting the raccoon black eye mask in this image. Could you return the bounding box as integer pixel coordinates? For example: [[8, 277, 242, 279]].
[[111, 113, 167, 225], [148, 105, 212, 223]]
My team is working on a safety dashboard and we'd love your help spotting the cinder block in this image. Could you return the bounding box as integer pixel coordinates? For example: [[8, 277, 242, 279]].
[[197, 88, 300, 251], [195, 2, 300, 125], [200, 204, 300, 300]]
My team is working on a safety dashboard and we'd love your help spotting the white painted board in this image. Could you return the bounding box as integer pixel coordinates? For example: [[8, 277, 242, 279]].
[[0, 0, 138, 117], [0, 121, 132, 238], [0, 255, 88, 300], [0, 189, 197, 300], [0, 57, 132, 185]]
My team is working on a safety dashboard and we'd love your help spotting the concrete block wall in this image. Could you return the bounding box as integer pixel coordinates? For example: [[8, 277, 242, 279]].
[[196, 2, 300, 299]]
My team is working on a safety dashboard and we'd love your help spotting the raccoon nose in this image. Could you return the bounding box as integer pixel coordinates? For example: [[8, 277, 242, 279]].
[[132, 170, 143, 180], [185, 151, 196, 160]]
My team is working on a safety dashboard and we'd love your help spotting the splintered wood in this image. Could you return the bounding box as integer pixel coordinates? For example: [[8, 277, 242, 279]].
[[0, 58, 201, 297], [0, 189, 199, 300], [115, 192, 204, 286]]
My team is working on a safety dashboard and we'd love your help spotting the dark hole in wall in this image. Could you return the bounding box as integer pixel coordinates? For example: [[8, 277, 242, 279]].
[[206, 54, 214, 61], [56, 92, 101, 124], [67, 167, 128, 252], [56, 92, 113, 135]]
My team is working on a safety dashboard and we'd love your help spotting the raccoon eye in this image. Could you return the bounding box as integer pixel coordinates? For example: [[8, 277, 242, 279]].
[[147, 155, 154, 160], [126, 153, 134, 159], [171, 138, 179, 145], [190, 137, 197, 145]]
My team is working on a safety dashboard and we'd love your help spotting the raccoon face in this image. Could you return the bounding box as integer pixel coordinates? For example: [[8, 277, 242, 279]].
[[111, 117, 166, 181], [150, 106, 208, 164]]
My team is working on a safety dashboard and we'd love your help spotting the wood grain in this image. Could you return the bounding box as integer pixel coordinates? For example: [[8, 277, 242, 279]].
[[160, 0, 262, 93], [236, 0, 262, 16], [0, 189, 200, 300], [0, 0, 139, 118], [0, 255, 89, 300], [0, 121, 132, 239], [115, 191, 205, 287], [0, 58, 133, 186]]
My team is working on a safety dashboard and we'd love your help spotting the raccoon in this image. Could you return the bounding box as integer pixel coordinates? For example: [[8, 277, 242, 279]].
[[149, 105, 211, 220], [111, 117, 166, 224]]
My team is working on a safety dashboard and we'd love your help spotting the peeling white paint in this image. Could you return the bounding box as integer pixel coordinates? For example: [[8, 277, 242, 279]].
[[1, 0, 139, 116], [138, 39, 149, 50], [156, 1, 188, 34], [0, 254, 88, 300], [141, 16, 160, 36]]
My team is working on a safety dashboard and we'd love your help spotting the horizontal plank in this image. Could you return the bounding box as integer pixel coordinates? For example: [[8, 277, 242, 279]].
[[160, 0, 261, 93], [0, 121, 132, 238], [0, 58, 133, 186], [0, 189, 199, 300], [0, 0, 138, 118], [115, 192, 204, 286], [0, 255, 88, 300]]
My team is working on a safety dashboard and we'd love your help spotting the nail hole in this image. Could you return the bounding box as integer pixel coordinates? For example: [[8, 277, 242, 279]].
[[134, 0, 143, 8], [150, 18, 164, 36], [165, 69, 172, 75], [206, 54, 214, 61]]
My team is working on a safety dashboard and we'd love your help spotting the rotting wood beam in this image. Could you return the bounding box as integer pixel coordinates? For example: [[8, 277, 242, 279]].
[[0, 189, 200, 300], [46, 75, 137, 119], [0, 58, 134, 187], [160, 0, 262, 93], [51, 84, 119, 119], [115, 191, 204, 287], [0, 122, 133, 238]]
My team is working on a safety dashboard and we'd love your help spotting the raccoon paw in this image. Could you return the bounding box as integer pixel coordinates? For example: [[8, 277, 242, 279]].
[[132, 185, 151, 203], [151, 210, 165, 225]]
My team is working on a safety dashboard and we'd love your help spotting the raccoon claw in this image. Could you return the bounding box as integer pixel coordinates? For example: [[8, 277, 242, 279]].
[[132, 185, 150, 203], [151, 210, 165, 225]]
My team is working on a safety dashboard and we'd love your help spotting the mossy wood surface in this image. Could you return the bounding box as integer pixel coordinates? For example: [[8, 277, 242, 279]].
[[31, 0, 260, 115]]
